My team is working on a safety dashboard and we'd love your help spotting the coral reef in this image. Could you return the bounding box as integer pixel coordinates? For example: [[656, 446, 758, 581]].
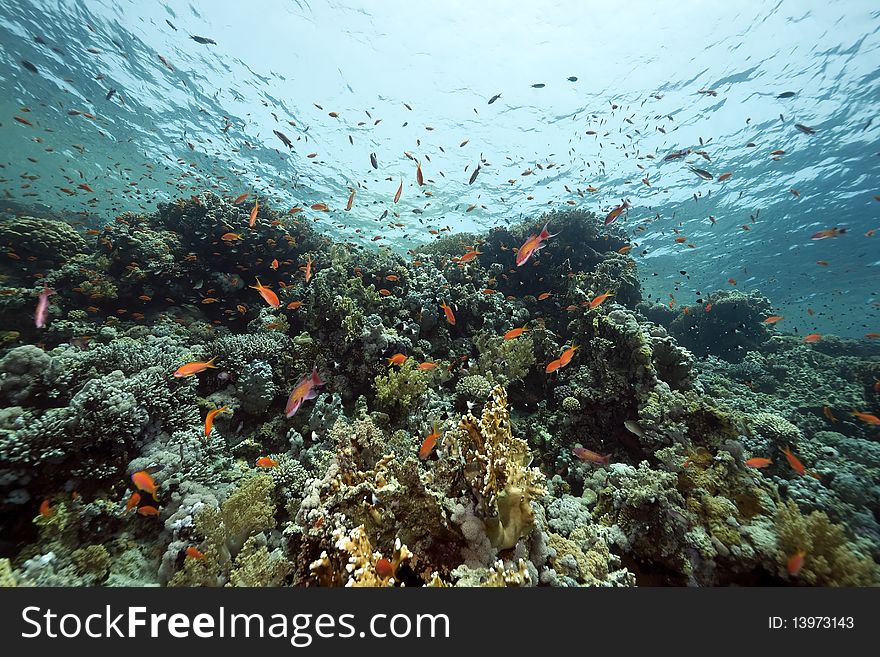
[[0, 195, 876, 589]]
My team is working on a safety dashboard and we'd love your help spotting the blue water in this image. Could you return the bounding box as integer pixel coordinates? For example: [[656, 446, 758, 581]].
[[1, 0, 878, 337]]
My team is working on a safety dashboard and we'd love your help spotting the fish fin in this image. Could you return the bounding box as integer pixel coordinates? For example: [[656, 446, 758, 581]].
[[311, 366, 324, 387]]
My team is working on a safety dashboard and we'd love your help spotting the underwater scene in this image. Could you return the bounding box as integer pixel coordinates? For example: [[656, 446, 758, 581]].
[[0, 0, 878, 588]]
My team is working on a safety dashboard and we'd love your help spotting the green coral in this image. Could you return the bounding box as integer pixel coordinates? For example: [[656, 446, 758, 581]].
[[472, 332, 535, 385], [227, 536, 293, 587], [374, 359, 427, 416], [72, 545, 111, 583]]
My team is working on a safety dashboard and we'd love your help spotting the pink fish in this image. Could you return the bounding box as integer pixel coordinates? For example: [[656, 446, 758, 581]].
[[285, 366, 324, 418], [515, 223, 557, 267], [34, 286, 55, 328]]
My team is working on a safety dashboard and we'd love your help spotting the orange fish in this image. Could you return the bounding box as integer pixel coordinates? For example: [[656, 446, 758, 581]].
[[300, 256, 313, 283], [78, 182, 95, 193], [131, 470, 159, 498], [346, 189, 355, 211], [394, 179, 403, 204], [417, 361, 438, 370], [173, 356, 218, 377], [516, 223, 556, 266], [717, 172, 733, 182], [850, 410, 880, 425], [803, 333, 822, 343], [249, 200, 259, 227], [286, 300, 304, 310], [744, 457, 772, 468], [590, 291, 615, 309], [232, 193, 249, 205], [504, 325, 528, 341], [705, 303, 713, 312], [762, 315, 784, 324], [675, 236, 687, 243], [311, 203, 329, 212], [271, 258, 279, 270], [537, 292, 552, 300], [39, 499, 54, 518], [780, 446, 807, 476], [440, 300, 456, 325], [728, 278, 737, 285], [374, 557, 394, 578], [124, 491, 141, 513], [419, 423, 441, 460], [250, 278, 280, 308], [604, 200, 630, 226], [205, 406, 228, 437], [545, 358, 563, 374], [285, 367, 324, 418], [416, 161, 424, 186], [138, 505, 160, 517], [459, 249, 481, 263], [810, 227, 846, 240], [255, 456, 279, 468], [865, 333, 880, 339], [221, 232, 243, 241], [387, 353, 408, 366], [559, 343, 579, 367], [385, 275, 400, 282], [787, 550, 806, 576], [378, 288, 392, 296], [823, 406, 837, 423], [617, 245, 632, 254], [185, 546, 205, 560], [572, 447, 610, 465]]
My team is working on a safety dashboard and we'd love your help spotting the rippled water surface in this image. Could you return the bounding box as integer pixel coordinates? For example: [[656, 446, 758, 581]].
[[1, 0, 879, 336]]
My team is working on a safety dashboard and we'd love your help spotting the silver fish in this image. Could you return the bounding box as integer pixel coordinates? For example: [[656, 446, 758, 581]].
[[690, 167, 713, 180]]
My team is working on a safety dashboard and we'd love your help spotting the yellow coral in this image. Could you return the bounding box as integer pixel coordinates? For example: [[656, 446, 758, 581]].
[[444, 385, 546, 549], [309, 525, 412, 587], [775, 500, 879, 586]]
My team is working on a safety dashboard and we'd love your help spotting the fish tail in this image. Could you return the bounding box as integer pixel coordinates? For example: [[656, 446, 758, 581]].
[[206, 355, 218, 368], [311, 366, 324, 386]]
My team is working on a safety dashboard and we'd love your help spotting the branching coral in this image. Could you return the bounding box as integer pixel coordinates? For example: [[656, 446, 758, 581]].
[[310, 525, 412, 587], [774, 499, 879, 586], [444, 385, 546, 549]]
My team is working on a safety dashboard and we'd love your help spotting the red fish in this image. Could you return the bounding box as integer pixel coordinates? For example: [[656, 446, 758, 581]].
[[248, 199, 259, 227], [185, 546, 205, 560], [810, 228, 846, 240], [34, 285, 54, 328], [515, 223, 556, 266], [250, 277, 280, 308], [285, 367, 324, 418], [762, 315, 784, 324], [300, 256, 313, 283], [850, 410, 880, 425], [604, 200, 630, 225], [204, 406, 228, 437], [417, 361, 438, 370], [394, 179, 403, 203], [440, 300, 456, 325], [590, 291, 614, 309], [232, 193, 249, 205], [39, 499, 54, 518], [124, 491, 141, 513], [416, 161, 424, 186], [558, 343, 579, 367], [255, 457, 279, 468], [803, 333, 822, 343], [744, 457, 772, 468], [137, 505, 160, 517], [504, 325, 528, 340], [387, 353, 408, 366], [573, 447, 610, 465], [545, 358, 563, 374], [173, 356, 218, 377], [131, 470, 159, 499], [787, 550, 806, 576], [419, 424, 441, 460], [346, 189, 355, 211], [780, 446, 807, 476]]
